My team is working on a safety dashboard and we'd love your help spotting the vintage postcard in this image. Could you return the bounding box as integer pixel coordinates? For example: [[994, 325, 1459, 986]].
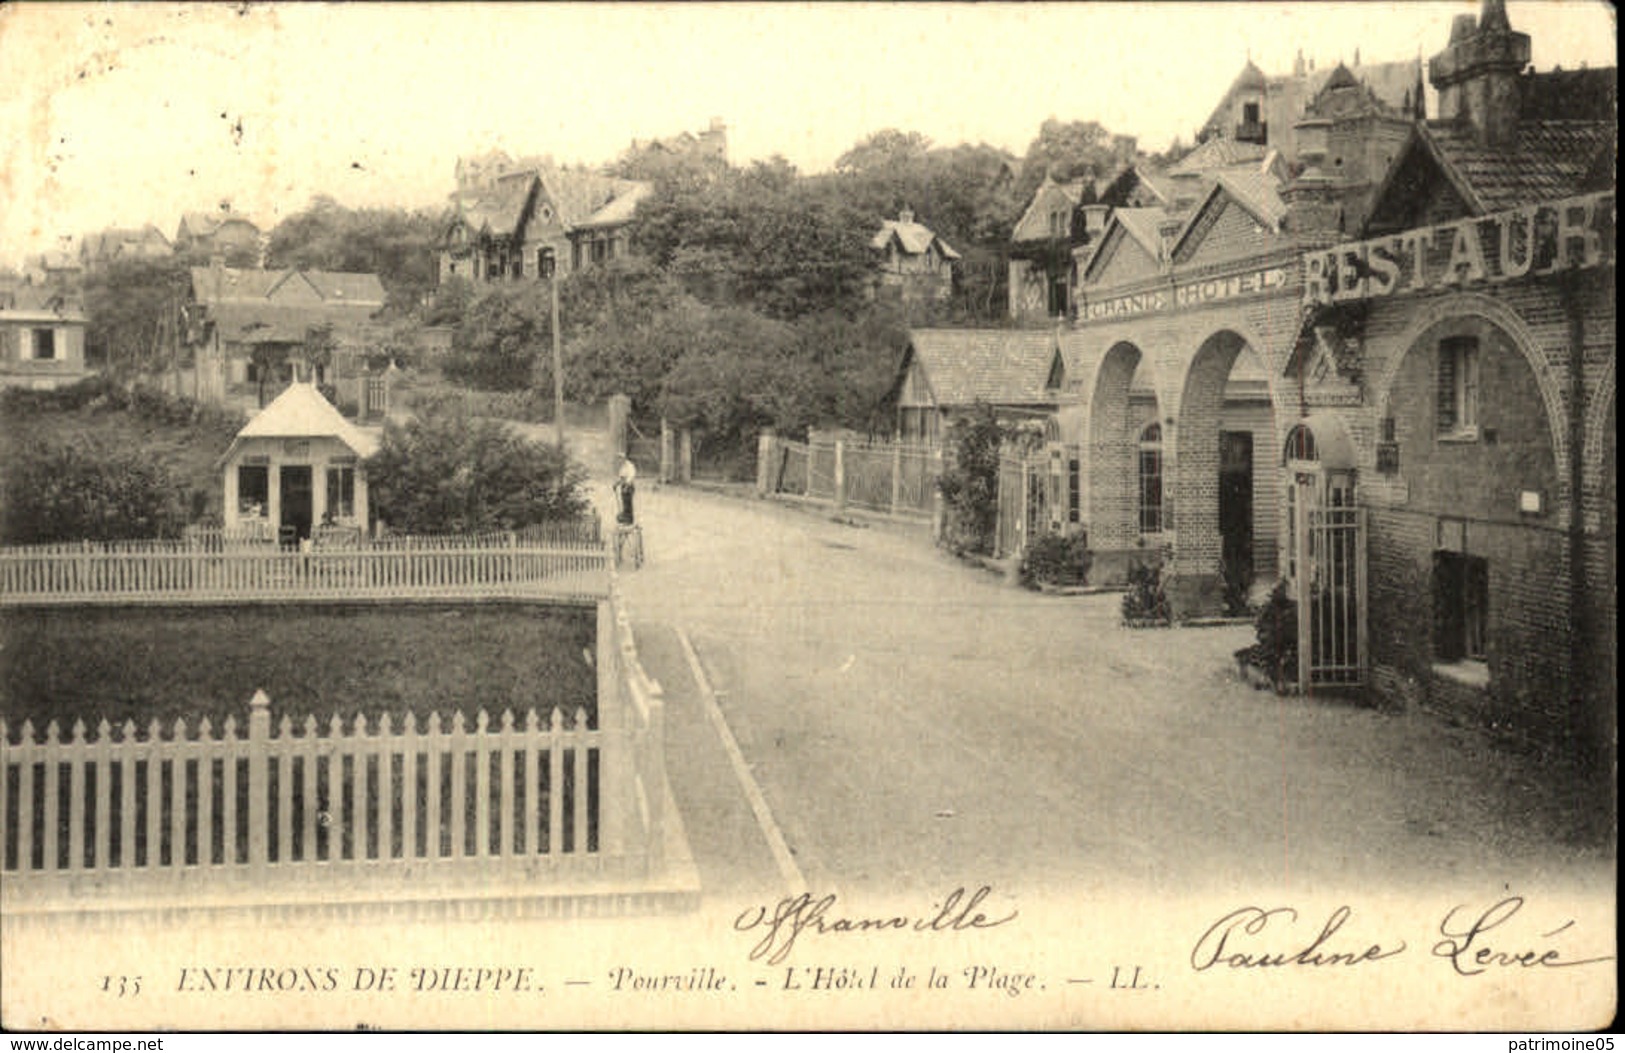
[[0, 0, 1616, 1033]]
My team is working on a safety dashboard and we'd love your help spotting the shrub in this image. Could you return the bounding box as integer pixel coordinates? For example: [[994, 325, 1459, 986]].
[[366, 395, 590, 534], [1019, 532, 1092, 589], [1237, 580, 1299, 691], [1, 438, 187, 544], [936, 404, 1012, 557], [1121, 561, 1171, 626]]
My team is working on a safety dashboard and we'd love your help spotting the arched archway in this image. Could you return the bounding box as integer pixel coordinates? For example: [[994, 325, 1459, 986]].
[[1171, 330, 1281, 614], [1087, 341, 1163, 580]]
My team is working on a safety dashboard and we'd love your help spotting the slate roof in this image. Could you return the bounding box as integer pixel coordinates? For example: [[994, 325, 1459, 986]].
[[208, 303, 383, 346], [872, 215, 961, 259], [540, 169, 647, 229], [1011, 178, 1088, 242], [227, 382, 379, 461], [179, 211, 261, 239], [1213, 169, 1287, 228], [903, 329, 1059, 408], [1111, 208, 1171, 260], [1168, 137, 1268, 177], [1418, 119, 1615, 213], [1302, 58, 1422, 115], [82, 225, 172, 262], [452, 174, 535, 237], [574, 182, 654, 230], [190, 267, 386, 307]]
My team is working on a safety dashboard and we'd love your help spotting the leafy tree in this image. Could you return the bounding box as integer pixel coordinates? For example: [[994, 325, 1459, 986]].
[[1, 438, 186, 544], [444, 284, 549, 390], [266, 195, 443, 316], [365, 396, 589, 534], [936, 404, 1021, 556], [1015, 118, 1120, 203], [81, 256, 192, 373]]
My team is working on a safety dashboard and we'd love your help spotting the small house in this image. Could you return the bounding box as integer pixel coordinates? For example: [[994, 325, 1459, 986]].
[[218, 382, 381, 545], [0, 289, 91, 391]]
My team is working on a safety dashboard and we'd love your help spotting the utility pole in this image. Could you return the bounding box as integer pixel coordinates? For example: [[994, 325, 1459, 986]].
[[551, 271, 565, 451]]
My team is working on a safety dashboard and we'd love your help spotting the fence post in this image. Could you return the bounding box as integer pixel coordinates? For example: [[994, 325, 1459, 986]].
[[890, 442, 903, 515], [834, 440, 847, 513], [248, 689, 271, 874], [756, 431, 775, 497], [931, 448, 945, 543], [659, 418, 674, 484]]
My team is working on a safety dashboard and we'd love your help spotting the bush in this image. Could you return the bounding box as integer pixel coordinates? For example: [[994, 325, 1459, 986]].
[[1237, 580, 1299, 691], [936, 405, 1010, 556], [1, 438, 186, 544], [1121, 561, 1171, 626], [1019, 532, 1092, 589], [366, 395, 590, 534]]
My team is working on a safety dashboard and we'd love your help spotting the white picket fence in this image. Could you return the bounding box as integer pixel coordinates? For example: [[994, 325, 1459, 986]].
[[0, 537, 610, 605], [759, 433, 941, 519], [0, 596, 674, 909]]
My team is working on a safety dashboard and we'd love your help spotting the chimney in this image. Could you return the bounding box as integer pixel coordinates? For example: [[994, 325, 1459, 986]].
[[899, 207, 915, 226], [1294, 48, 1307, 77], [1429, 0, 1530, 147]]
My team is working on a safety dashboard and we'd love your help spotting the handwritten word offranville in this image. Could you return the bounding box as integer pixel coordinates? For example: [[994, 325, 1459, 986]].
[[733, 886, 1018, 967]]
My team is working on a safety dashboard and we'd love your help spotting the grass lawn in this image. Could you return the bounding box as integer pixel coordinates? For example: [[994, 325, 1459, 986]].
[[0, 602, 598, 736]]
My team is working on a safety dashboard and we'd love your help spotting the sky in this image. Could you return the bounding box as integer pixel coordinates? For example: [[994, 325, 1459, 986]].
[[0, 1, 1616, 269]]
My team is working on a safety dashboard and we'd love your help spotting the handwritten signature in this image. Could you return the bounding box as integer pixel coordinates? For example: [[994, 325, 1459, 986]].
[[734, 886, 1017, 966], [1191, 897, 1613, 975]]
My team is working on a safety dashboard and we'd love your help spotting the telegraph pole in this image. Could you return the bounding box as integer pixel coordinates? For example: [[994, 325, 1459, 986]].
[[551, 270, 564, 451]]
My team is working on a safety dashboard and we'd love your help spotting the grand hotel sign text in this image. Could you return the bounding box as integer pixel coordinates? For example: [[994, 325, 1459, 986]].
[[1305, 191, 1615, 307], [1081, 266, 1290, 322]]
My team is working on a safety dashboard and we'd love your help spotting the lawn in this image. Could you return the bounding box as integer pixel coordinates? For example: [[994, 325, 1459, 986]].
[[0, 601, 599, 735]]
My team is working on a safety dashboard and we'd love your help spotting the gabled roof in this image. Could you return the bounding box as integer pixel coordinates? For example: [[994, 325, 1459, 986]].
[[82, 225, 172, 261], [538, 168, 648, 229], [179, 211, 261, 239], [872, 215, 961, 259], [190, 267, 386, 308], [1169, 172, 1286, 260], [207, 303, 383, 346], [223, 382, 380, 463], [1168, 137, 1268, 177], [1085, 207, 1169, 279], [1011, 177, 1088, 242], [451, 173, 537, 238], [1411, 119, 1616, 214], [574, 182, 654, 231], [902, 329, 1059, 408]]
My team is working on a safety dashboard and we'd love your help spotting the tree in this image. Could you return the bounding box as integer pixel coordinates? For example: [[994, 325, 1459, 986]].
[[444, 284, 549, 390], [81, 256, 191, 373], [266, 196, 443, 316], [365, 396, 590, 534], [1015, 118, 1119, 203], [1, 437, 186, 544]]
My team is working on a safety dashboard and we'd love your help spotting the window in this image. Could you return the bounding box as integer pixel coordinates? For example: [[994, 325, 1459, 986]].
[[1138, 422, 1163, 534], [1433, 551, 1488, 663], [326, 465, 355, 520], [538, 248, 556, 279], [32, 328, 56, 360], [1049, 210, 1067, 238], [1243, 101, 1261, 125], [1437, 336, 1480, 435], [1068, 454, 1081, 525], [238, 464, 269, 517]]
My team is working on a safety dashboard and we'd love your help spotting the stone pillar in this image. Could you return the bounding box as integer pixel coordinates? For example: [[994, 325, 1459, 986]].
[[833, 439, 847, 512], [756, 430, 775, 496], [660, 418, 674, 484], [608, 394, 631, 461], [678, 429, 693, 484]]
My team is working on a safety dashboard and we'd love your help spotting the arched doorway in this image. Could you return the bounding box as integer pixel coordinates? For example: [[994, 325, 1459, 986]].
[[1087, 342, 1163, 583], [1282, 413, 1364, 688], [1173, 330, 1279, 614]]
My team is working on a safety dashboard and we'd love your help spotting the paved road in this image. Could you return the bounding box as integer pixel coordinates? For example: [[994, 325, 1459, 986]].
[[614, 484, 1614, 903]]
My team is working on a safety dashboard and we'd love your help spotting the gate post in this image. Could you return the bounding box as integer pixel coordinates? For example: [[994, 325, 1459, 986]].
[[1296, 509, 1313, 694], [248, 689, 271, 873], [757, 431, 774, 497], [659, 418, 674, 484], [833, 440, 847, 512], [890, 442, 903, 514]]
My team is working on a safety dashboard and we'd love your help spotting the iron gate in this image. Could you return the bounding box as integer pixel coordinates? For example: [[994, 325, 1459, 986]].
[[1294, 505, 1367, 690]]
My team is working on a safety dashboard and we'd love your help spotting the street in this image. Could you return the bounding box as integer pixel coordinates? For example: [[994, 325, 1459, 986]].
[[614, 482, 1614, 903]]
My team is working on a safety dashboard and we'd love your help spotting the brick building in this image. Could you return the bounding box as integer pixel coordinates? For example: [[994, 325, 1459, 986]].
[[998, 0, 1615, 769], [1294, 0, 1615, 759]]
